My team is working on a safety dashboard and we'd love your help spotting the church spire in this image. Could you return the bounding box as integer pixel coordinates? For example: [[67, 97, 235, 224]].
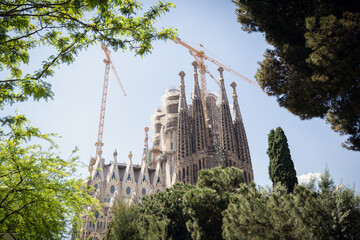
[[191, 61, 201, 100], [218, 68, 236, 156], [231, 82, 254, 182], [178, 71, 187, 111], [191, 61, 207, 153], [230, 82, 243, 122], [142, 127, 150, 166], [177, 71, 191, 159], [218, 67, 229, 105]]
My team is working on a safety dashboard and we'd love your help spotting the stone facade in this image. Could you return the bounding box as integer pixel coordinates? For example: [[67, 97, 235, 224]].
[[81, 62, 254, 239]]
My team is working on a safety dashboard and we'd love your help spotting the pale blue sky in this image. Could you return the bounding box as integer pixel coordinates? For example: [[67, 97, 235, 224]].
[[3, 0, 359, 191]]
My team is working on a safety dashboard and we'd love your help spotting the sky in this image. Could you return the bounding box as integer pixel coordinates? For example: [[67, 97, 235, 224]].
[[3, 0, 359, 191]]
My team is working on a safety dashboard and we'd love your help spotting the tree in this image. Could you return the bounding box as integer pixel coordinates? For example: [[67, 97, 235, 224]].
[[106, 183, 194, 240], [183, 167, 245, 240], [233, 0, 360, 151], [0, 114, 99, 239], [0, 0, 176, 113], [267, 127, 298, 192], [222, 169, 360, 240], [104, 200, 141, 240], [0, 1, 176, 237], [137, 183, 194, 240]]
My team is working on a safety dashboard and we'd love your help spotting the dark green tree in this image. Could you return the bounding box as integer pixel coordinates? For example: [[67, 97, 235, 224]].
[[183, 167, 245, 240], [267, 127, 298, 192], [222, 169, 360, 240], [138, 183, 194, 240], [105, 200, 141, 240], [233, 0, 360, 151]]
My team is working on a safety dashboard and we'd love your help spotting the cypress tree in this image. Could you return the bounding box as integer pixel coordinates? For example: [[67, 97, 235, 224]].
[[267, 127, 298, 192]]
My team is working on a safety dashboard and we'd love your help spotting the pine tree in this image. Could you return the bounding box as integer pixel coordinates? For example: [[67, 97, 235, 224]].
[[267, 127, 298, 192]]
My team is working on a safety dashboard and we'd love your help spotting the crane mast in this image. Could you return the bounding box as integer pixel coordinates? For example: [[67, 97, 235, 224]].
[[90, 43, 126, 172]]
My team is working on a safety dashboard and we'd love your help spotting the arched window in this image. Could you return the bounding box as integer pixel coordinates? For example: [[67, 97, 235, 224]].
[[244, 171, 247, 183], [182, 168, 185, 179], [199, 160, 201, 170], [186, 166, 189, 177], [111, 172, 116, 180], [110, 185, 115, 194], [179, 170, 181, 181]]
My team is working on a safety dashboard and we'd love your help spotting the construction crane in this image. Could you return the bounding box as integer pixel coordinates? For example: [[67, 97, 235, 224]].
[[90, 43, 126, 172], [172, 37, 260, 103], [172, 37, 260, 127]]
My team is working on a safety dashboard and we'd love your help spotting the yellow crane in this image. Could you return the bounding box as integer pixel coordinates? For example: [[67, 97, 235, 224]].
[[172, 37, 260, 106], [90, 43, 126, 172], [172, 37, 260, 123]]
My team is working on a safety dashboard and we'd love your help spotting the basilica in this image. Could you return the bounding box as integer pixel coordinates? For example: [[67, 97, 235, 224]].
[[81, 61, 254, 239]]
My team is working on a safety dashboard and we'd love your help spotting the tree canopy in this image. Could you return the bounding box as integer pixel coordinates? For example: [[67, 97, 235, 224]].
[[0, 0, 176, 238], [223, 169, 360, 240], [0, 114, 99, 239], [233, 0, 360, 151], [0, 0, 176, 111], [267, 127, 298, 192]]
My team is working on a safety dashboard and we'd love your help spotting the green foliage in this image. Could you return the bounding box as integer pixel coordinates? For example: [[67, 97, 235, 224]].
[[183, 167, 245, 240], [233, 0, 360, 151], [0, 0, 177, 110], [0, 114, 99, 239], [138, 183, 194, 240], [106, 183, 193, 240], [105, 200, 141, 240], [223, 169, 360, 240], [267, 127, 298, 192]]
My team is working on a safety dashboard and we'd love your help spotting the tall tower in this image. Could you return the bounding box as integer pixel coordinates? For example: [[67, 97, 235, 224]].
[[176, 71, 193, 184], [191, 61, 208, 182], [231, 82, 254, 183], [218, 67, 237, 167]]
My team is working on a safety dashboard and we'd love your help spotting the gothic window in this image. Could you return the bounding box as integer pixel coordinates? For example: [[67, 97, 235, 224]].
[[89, 221, 92, 227], [111, 172, 116, 180], [248, 172, 251, 182], [183, 168, 185, 179], [142, 175, 146, 182], [142, 188, 146, 195], [127, 173, 131, 181], [94, 184, 98, 192], [157, 177, 161, 184], [126, 186, 131, 195], [100, 222, 102, 228], [171, 142, 173, 150], [95, 171, 100, 178], [199, 160, 201, 170], [244, 171, 247, 183], [170, 131, 173, 139], [179, 170, 181, 181], [110, 185, 115, 194], [187, 166, 189, 177]]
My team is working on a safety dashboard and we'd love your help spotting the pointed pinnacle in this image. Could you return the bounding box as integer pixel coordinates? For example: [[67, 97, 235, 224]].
[[179, 71, 185, 79], [230, 82, 238, 99], [218, 67, 224, 81], [192, 61, 199, 71]]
